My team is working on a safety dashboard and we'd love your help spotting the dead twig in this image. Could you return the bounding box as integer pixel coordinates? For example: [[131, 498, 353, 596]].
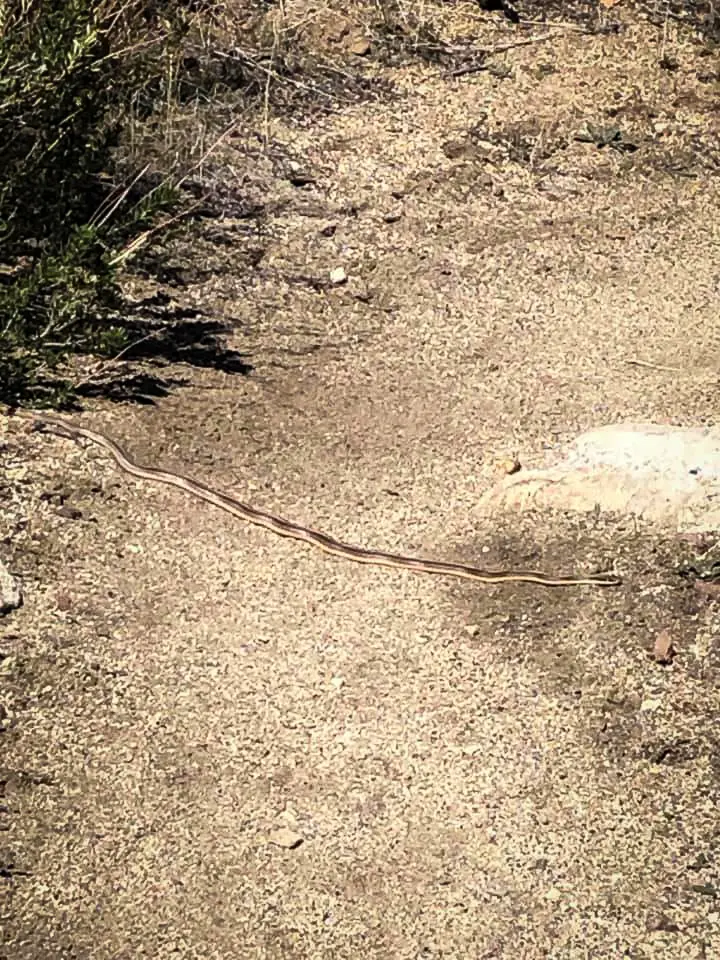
[[108, 199, 204, 267], [445, 33, 554, 79], [70, 330, 163, 390], [623, 358, 683, 373], [514, 18, 597, 32]]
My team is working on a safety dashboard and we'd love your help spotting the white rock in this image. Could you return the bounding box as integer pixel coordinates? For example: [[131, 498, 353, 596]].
[[0, 559, 21, 616], [268, 827, 304, 849], [483, 423, 720, 530]]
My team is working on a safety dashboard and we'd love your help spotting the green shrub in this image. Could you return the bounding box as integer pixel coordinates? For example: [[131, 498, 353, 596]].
[[0, 0, 188, 403]]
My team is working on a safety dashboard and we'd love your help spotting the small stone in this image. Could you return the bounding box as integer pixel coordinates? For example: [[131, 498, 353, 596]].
[[488, 63, 512, 80], [268, 827, 304, 849], [286, 161, 315, 187], [56, 504, 83, 520], [349, 278, 371, 302], [605, 687, 626, 706], [498, 458, 521, 475], [0, 560, 22, 616], [349, 37, 371, 56], [442, 140, 468, 159], [652, 629, 675, 665], [329, 267, 347, 285], [464, 624, 480, 637], [640, 697, 662, 712], [0, 654, 16, 674], [5, 465, 28, 481], [693, 580, 720, 598], [690, 882, 717, 897], [645, 910, 679, 932], [40, 485, 73, 504], [289, 172, 315, 187]]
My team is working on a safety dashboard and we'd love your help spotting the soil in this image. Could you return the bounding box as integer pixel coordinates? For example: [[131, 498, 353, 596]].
[[3, 3, 720, 958]]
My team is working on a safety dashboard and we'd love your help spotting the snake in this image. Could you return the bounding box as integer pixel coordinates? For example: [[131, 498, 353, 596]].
[[32, 415, 621, 588]]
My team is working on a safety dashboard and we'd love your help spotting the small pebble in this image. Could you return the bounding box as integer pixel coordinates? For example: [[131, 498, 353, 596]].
[[499, 458, 521, 475]]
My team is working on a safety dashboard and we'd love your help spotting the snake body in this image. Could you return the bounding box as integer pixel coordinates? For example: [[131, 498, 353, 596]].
[[33, 416, 621, 588]]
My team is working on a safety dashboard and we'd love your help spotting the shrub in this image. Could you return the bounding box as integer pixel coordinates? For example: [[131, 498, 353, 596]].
[[0, 0, 189, 403]]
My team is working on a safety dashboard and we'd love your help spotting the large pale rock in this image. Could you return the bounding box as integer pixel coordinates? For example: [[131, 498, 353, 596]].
[[483, 423, 720, 532]]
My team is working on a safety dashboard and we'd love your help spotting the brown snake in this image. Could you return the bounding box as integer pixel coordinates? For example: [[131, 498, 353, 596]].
[[32, 416, 621, 588]]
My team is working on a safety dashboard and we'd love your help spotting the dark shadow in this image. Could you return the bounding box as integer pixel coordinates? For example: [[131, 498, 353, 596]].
[[77, 371, 190, 405], [439, 508, 714, 775], [72, 300, 254, 405], [0, 300, 254, 410], [519, 0, 718, 40]]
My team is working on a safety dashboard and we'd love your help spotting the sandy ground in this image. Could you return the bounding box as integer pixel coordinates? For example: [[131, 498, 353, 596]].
[[4, 5, 720, 958]]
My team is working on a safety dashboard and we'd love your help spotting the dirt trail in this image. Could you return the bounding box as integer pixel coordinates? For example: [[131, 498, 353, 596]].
[[4, 8, 720, 959]]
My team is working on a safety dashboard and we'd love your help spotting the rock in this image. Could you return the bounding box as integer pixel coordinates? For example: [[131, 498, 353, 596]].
[[4, 466, 28, 481], [652, 629, 675, 665], [645, 910, 680, 933], [287, 169, 315, 187], [640, 697, 662, 713], [483, 423, 720, 531], [349, 278, 371, 302], [349, 37, 371, 56], [498, 457, 521, 475], [55, 593, 73, 612], [268, 827, 304, 849], [0, 559, 22, 616], [57, 504, 83, 520]]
